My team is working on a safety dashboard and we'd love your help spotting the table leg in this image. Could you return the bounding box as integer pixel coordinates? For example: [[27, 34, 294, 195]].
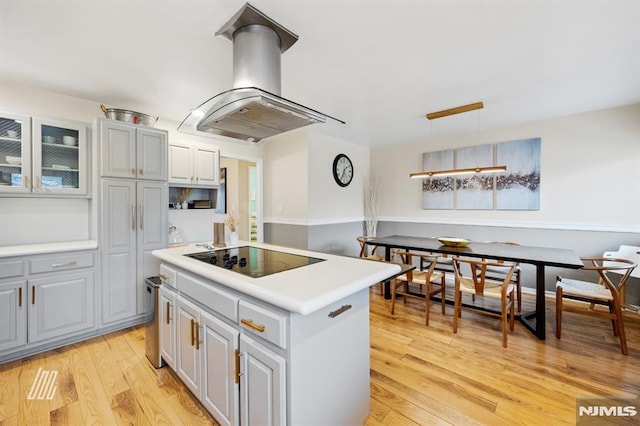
[[518, 264, 546, 340], [384, 247, 392, 299]]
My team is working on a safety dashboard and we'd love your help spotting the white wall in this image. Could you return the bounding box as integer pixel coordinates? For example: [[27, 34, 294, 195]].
[[371, 104, 640, 232], [263, 129, 309, 222], [308, 131, 370, 224]]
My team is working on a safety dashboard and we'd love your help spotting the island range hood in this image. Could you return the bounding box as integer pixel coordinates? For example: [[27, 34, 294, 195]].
[[178, 3, 344, 143]]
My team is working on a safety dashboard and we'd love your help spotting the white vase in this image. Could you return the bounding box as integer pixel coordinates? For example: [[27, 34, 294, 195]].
[[181, 201, 188, 210], [229, 231, 239, 245]]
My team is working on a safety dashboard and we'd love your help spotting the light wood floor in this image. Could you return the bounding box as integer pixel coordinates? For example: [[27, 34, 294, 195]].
[[1, 290, 639, 426]]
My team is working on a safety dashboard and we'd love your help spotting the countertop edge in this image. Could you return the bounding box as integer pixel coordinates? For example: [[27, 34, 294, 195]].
[[0, 240, 99, 258], [153, 243, 401, 315]]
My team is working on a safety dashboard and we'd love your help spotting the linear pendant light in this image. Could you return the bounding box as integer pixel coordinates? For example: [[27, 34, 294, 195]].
[[425, 102, 484, 120], [412, 101, 505, 178], [410, 165, 506, 179]]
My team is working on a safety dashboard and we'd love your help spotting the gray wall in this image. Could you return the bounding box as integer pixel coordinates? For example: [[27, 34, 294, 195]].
[[264, 220, 639, 305], [378, 221, 640, 304]]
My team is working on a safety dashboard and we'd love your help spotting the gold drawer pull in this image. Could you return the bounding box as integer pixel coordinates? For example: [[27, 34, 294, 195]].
[[190, 319, 195, 346], [328, 304, 352, 318], [195, 322, 200, 350], [166, 301, 171, 325], [32, 286, 35, 305], [240, 319, 265, 333], [18, 287, 22, 307], [234, 349, 243, 384]]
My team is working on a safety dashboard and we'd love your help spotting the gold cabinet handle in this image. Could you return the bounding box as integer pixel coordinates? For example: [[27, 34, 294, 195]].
[[234, 349, 243, 384], [196, 177, 199, 182], [139, 169, 144, 176], [195, 322, 200, 350], [36, 176, 41, 189], [131, 204, 136, 230], [190, 319, 195, 346], [166, 301, 171, 325], [131, 168, 136, 176], [32, 286, 35, 305], [139, 205, 143, 230], [240, 319, 265, 333], [18, 287, 22, 307], [24, 175, 30, 188]]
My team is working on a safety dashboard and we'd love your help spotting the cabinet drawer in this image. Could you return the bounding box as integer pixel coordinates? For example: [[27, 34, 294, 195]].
[[239, 300, 287, 349], [29, 252, 94, 274], [159, 264, 177, 288], [177, 272, 238, 322], [0, 259, 25, 279]]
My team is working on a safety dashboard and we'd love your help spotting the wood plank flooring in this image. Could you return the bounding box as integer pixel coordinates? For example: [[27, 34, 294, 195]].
[[1, 289, 639, 425]]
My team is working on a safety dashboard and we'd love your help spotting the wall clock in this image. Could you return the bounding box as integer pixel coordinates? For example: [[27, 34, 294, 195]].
[[332, 153, 353, 187]]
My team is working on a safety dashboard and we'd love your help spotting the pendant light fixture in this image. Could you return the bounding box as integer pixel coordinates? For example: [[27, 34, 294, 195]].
[[411, 101, 506, 178]]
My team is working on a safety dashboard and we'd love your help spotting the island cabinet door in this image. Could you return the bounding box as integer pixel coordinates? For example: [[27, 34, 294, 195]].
[[239, 334, 286, 426], [159, 286, 176, 369], [176, 296, 201, 398], [200, 311, 239, 426]]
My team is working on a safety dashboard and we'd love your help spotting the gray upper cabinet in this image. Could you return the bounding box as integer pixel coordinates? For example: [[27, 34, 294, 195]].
[[1, 112, 89, 197], [99, 118, 167, 181]]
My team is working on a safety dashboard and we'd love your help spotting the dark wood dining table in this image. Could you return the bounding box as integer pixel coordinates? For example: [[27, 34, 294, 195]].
[[365, 235, 583, 340]]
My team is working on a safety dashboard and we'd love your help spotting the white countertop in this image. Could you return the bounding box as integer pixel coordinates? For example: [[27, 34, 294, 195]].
[[152, 242, 401, 315], [0, 240, 98, 258]]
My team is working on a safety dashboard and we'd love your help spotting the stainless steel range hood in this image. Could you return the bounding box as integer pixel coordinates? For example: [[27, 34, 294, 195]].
[[178, 3, 344, 143]]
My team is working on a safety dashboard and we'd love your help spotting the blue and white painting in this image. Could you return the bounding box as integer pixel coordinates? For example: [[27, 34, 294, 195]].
[[496, 138, 541, 210], [456, 144, 494, 210], [421, 149, 454, 209]]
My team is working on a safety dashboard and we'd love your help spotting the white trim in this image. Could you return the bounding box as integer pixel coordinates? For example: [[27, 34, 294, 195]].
[[263, 217, 364, 226], [379, 216, 640, 234]]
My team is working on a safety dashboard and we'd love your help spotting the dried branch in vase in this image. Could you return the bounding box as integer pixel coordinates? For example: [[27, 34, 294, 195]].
[[225, 209, 239, 232]]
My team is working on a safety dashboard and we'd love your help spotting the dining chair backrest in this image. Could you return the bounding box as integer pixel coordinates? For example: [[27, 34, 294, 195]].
[[581, 257, 637, 295], [453, 257, 517, 296], [603, 246, 640, 279], [357, 235, 378, 258]]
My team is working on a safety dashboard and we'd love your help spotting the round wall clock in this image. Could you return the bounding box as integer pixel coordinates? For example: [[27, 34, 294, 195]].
[[332, 153, 354, 187]]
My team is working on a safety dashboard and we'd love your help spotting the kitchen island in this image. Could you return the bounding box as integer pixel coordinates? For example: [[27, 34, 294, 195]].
[[152, 242, 400, 426]]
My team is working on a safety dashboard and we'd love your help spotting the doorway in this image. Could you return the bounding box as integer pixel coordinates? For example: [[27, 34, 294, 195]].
[[219, 156, 262, 243]]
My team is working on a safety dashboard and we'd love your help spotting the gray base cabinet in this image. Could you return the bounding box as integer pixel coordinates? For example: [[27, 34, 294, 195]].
[[0, 251, 96, 361]]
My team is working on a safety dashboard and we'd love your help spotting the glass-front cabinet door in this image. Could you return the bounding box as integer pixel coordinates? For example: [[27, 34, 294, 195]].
[[32, 117, 88, 195], [0, 112, 32, 194]]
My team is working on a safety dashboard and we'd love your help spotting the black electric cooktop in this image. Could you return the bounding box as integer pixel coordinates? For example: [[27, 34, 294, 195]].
[[184, 246, 325, 278]]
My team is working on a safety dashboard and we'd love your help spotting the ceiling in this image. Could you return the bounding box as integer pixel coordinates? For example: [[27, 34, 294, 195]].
[[1, 0, 638, 147]]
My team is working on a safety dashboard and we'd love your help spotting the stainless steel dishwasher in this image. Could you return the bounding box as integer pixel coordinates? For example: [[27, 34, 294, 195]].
[[144, 276, 165, 368]]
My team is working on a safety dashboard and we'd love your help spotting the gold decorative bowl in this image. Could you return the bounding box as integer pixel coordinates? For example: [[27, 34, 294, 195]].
[[437, 237, 472, 247]]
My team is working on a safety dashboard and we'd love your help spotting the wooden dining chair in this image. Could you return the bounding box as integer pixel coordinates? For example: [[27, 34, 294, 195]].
[[452, 257, 517, 348], [555, 257, 637, 355], [357, 235, 385, 294], [390, 251, 446, 326], [479, 242, 523, 312]]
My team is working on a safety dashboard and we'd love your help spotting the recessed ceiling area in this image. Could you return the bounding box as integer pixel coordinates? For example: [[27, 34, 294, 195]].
[[0, 0, 638, 147]]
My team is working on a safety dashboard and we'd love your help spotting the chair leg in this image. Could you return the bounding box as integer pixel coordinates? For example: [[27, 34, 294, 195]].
[[556, 287, 563, 339], [608, 302, 619, 337], [390, 279, 397, 315], [501, 294, 508, 348], [453, 290, 460, 333], [509, 291, 515, 331], [613, 301, 628, 355], [425, 281, 431, 326], [440, 275, 446, 315]]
